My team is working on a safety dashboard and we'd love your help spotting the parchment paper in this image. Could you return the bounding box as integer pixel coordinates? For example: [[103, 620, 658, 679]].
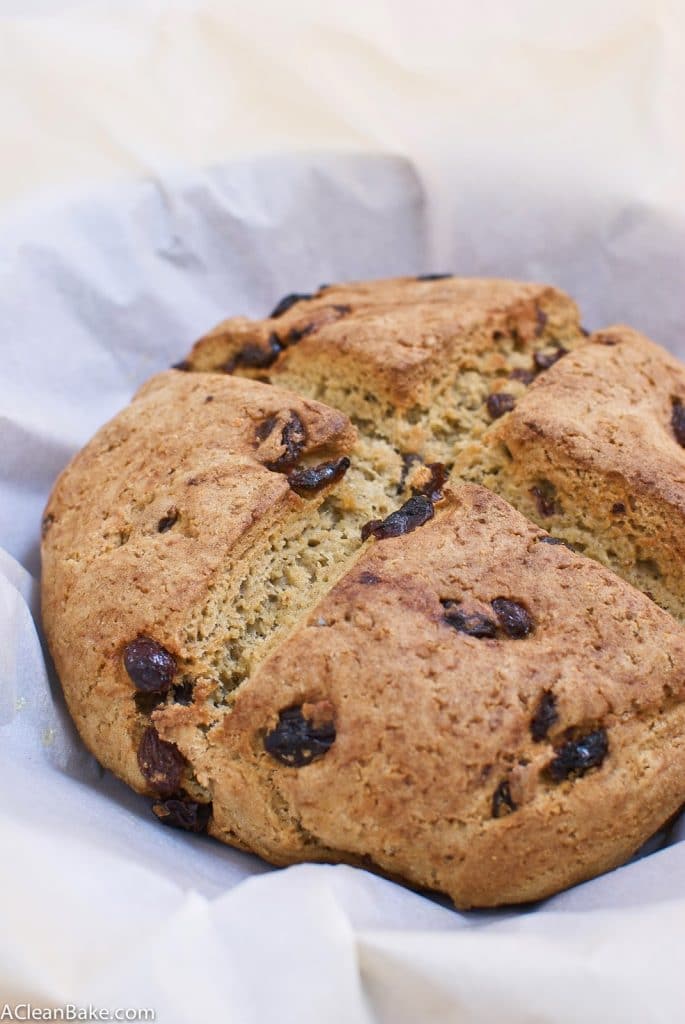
[[2, 4, 685, 1020], [2, 149, 684, 1023]]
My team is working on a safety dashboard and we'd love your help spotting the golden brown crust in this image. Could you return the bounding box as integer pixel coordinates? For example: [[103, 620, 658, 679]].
[[490, 325, 685, 505], [456, 325, 685, 620], [187, 274, 582, 411], [40, 278, 685, 908], [201, 485, 685, 906], [41, 370, 356, 794]]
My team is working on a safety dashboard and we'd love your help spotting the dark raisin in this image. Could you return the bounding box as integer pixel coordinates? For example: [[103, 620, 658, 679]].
[[264, 411, 307, 471], [535, 307, 548, 337], [530, 482, 558, 517], [171, 360, 190, 371], [224, 334, 282, 373], [264, 706, 336, 767], [285, 304, 349, 344], [172, 680, 194, 705], [536, 536, 573, 552], [286, 323, 317, 345], [134, 691, 165, 715], [413, 462, 448, 502], [279, 412, 307, 463], [531, 690, 558, 741], [534, 346, 567, 371], [491, 598, 534, 639], [269, 293, 313, 318], [396, 452, 422, 495], [359, 571, 380, 585], [611, 502, 626, 515], [547, 729, 608, 781], [288, 457, 350, 495], [205, 395, 214, 403], [492, 780, 517, 817], [486, 392, 516, 419], [137, 727, 185, 795], [671, 398, 685, 448], [124, 637, 177, 693], [157, 509, 178, 533], [509, 367, 535, 385], [361, 494, 434, 542], [255, 414, 278, 443], [441, 601, 497, 639], [41, 513, 55, 538], [594, 332, 618, 346], [415, 273, 453, 281], [152, 798, 211, 832]]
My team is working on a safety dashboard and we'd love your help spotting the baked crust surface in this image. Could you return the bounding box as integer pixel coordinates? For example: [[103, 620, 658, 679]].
[[41, 277, 685, 907]]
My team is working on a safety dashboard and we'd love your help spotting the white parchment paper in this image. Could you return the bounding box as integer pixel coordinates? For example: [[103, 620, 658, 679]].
[[1, 148, 685, 1020]]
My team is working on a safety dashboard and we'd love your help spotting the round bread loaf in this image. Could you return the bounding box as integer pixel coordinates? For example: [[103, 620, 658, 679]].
[[41, 276, 685, 907]]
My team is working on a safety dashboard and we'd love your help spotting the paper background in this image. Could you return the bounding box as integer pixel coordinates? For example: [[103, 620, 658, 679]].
[[1, 3, 685, 1021]]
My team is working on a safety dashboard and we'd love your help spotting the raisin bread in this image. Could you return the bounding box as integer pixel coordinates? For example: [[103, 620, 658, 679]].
[[41, 276, 685, 907]]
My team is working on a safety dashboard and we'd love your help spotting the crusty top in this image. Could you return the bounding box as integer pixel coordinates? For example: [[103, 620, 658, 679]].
[[161, 483, 685, 905], [187, 275, 581, 409], [43, 369, 355, 627], [488, 325, 685, 511], [40, 276, 685, 908], [41, 370, 356, 786]]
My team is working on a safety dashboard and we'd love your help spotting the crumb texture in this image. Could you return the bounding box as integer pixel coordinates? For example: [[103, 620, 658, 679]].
[[40, 275, 685, 908]]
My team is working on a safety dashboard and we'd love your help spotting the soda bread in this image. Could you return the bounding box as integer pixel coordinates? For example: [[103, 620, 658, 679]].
[[41, 276, 685, 907]]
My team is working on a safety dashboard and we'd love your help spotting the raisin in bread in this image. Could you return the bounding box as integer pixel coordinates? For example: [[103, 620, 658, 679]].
[[41, 276, 685, 908]]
